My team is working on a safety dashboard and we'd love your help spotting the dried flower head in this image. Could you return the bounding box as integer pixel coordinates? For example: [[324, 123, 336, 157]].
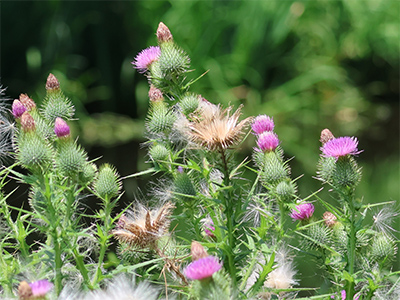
[[188, 104, 251, 151], [184, 256, 222, 280], [46, 73, 60, 90], [372, 203, 400, 238], [265, 247, 297, 290], [156, 22, 173, 43], [112, 202, 175, 249], [54, 117, 70, 138], [252, 115, 274, 135], [320, 128, 335, 145], [290, 203, 314, 221], [321, 136, 362, 159], [256, 131, 280, 152], [12, 99, 27, 119], [18, 281, 33, 300], [19, 94, 36, 111], [132, 46, 161, 73]]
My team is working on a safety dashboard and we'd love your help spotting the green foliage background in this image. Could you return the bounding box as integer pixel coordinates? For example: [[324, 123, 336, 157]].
[[1, 0, 399, 288]]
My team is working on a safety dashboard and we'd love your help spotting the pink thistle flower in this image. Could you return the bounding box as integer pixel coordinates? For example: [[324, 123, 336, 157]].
[[321, 136, 362, 159], [290, 203, 314, 221], [252, 115, 274, 135], [54, 117, 70, 138], [12, 99, 27, 118], [341, 290, 346, 300], [184, 256, 222, 280], [132, 46, 161, 73], [256, 131, 279, 152], [202, 217, 215, 237], [29, 279, 53, 297]]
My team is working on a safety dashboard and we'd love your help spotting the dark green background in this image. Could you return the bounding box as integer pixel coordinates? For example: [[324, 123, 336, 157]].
[[1, 0, 399, 293]]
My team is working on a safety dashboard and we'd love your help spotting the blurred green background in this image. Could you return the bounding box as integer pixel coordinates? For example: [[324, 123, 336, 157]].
[[1, 0, 399, 293]]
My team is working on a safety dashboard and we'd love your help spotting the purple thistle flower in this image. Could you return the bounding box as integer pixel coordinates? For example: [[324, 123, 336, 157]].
[[184, 256, 222, 280], [29, 279, 53, 297], [321, 136, 362, 159], [132, 46, 161, 73], [341, 290, 346, 300], [12, 99, 27, 119], [54, 117, 70, 138], [252, 115, 274, 135], [256, 131, 279, 152], [290, 203, 314, 221], [203, 217, 215, 237]]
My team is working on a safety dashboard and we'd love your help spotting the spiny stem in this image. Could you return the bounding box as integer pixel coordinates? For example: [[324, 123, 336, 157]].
[[347, 190, 356, 299]]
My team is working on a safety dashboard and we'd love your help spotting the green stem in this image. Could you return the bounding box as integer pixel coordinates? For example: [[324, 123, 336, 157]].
[[219, 148, 237, 286], [347, 191, 356, 299], [53, 230, 63, 296]]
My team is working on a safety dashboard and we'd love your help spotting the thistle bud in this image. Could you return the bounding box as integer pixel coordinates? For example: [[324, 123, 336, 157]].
[[180, 94, 200, 115], [20, 112, 35, 131], [146, 101, 176, 134], [319, 128, 334, 145], [157, 22, 173, 43], [191, 241, 208, 261], [12, 99, 27, 119], [46, 73, 60, 90], [19, 93, 36, 111], [148, 85, 164, 102], [56, 142, 87, 177], [54, 117, 70, 138], [370, 233, 397, 266], [174, 171, 196, 202], [149, 144, 169, 161], [275, 180, 297, 202], [93, 164, 122, 200]]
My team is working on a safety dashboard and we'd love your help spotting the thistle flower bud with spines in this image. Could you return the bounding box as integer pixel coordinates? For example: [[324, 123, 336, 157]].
[[173, 170, 197, 202], [149, 143, 169, 161], [54, 117, 70, 138], [16, 131, 52, 170], [274, 179, 297, 202], [79, 162, 98, 185], [93, 163, 121, 200], [259, 151, 289, 185], [304, 223, 332, 250], [55, 140, 88, 178], [42, 75, 75, 122], [180, 93, 200, 115], [146, 101, 176, 134], [369, 233, 397, 266], [158, 41, 190, 78]]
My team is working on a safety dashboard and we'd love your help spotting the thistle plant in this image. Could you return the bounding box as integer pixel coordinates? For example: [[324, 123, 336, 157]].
[[0, 22, 398, 300]]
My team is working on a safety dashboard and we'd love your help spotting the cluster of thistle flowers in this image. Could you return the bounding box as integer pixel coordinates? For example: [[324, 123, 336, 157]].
[[294, 129, 399, 299], [0, 75, 124, 299]]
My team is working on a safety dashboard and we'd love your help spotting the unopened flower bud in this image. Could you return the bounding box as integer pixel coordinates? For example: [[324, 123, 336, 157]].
[[20, 112, 35, 131], [323, 211, 337, 228], [191, 241, 208, 261], [19, 94, 36, 111], [156, 22, 173, 43], [320, 128, 335, 145], [54, 117, 70, 138], [46, 73, 60, 90], [148, 85, 164, 102], [12, 99, 27, 118]]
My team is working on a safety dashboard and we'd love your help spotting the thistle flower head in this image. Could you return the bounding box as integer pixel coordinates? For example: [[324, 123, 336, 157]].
[[188, 104, 251, 151], [132, 46, 161, 73], [156, 22, 173, 43], [290, 203, 314, 221], [46, 73, 60, 90], [201, 216, 215, 238], [112, 202, 175, 249], [256, 131, 279, 152], [54, 117, 70, 138], [18, 279, 53, 300], [12, 99, 27, 118], [29, 280, 53, 298], [184, 256, 222, 280], [252, 115, 274, 135], [321, 136, 362, 159]]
